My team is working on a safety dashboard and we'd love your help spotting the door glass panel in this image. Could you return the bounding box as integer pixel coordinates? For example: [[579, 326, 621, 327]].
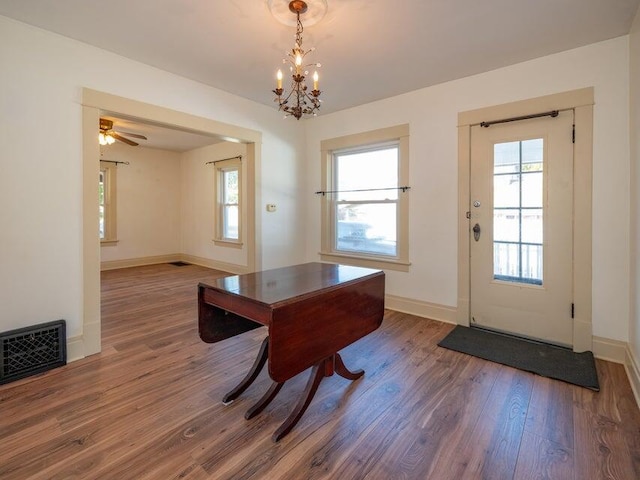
[[494, 175, 520, 208], [522, 138, 543, 164], [521, 172, 543, 207], [494, 209, 520, 242], [493, 138, 543, 285], [521, 244, 543, 281], [494, 242, 519, 278], [522, 209, 543, 244], [494, 141, 520, 174]]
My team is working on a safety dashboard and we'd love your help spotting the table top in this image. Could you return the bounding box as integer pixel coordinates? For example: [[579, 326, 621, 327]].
[[199, 262, 383, 307]]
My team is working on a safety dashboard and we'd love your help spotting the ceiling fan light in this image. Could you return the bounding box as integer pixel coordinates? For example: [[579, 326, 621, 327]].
[[99, 133, 107, 145], [106, 134, 115, 145]]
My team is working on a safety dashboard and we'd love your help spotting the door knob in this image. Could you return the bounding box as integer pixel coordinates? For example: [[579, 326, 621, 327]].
[[473, 223, 481, 241]]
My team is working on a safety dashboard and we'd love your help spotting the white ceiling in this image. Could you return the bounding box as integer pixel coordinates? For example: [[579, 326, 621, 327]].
[[101, 115, 223, 152], [1, 0, 639, 117]]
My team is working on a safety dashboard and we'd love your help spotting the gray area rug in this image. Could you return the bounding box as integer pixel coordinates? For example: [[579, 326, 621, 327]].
[[438, 326, 599, 391]]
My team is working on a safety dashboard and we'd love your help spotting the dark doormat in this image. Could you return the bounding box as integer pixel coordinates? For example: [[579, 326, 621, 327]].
[[438, 326, 599, 391]]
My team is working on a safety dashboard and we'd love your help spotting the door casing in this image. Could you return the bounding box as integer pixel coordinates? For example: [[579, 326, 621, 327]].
[[457, 88, 594, 352]]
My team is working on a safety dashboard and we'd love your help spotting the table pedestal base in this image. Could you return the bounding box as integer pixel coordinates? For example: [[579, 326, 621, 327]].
[[222, 337, 364, 442]]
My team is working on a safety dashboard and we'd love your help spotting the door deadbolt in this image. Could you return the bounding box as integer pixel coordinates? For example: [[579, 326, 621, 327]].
[[473, 200, 481, 208], [473, 223, 481, 241]]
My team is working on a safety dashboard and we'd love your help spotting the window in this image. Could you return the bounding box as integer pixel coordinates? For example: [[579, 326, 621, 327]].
[[214, 158, 242, 245], [99, 162, 117, 244], [320, 124, 410, 271], [493, 138, 544, 285]]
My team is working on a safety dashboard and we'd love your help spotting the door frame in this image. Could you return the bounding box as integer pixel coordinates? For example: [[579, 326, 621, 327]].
[[80, 88, 263, 359], [457, 88, 594, 352]]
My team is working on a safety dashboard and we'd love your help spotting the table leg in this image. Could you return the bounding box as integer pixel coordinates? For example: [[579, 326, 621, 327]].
[[334, 352, 364, 380], [222, 336, 269, 405], [271, 353, 364, 442], [245, 381, 284, 420], [272, 360, 325, 442]]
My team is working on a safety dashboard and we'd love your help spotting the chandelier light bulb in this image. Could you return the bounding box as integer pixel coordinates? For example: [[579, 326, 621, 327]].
[[313, 71, 319, 90], [277, 69, 283, 89]]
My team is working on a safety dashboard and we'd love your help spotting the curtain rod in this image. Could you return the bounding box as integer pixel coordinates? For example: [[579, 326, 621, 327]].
[[315, 186, 411, 196], [100, 160, 130, 165], [205, 155, 242, 165], [480, 110, 559, 128]]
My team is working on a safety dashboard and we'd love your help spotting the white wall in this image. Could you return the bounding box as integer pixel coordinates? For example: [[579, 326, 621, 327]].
[[100, 144, 181, 263], [630, 9, 640, 368], [0, 16, 307, 340], [180, 142, 248, 267], [305, 36, 631, 342], [0, 12, 634, 351]]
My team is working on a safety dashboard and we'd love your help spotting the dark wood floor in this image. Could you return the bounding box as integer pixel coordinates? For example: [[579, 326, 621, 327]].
[[1, 263, 639, 479]]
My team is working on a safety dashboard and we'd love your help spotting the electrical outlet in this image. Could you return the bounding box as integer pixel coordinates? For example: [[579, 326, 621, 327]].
[[266, 204, 276, 212]]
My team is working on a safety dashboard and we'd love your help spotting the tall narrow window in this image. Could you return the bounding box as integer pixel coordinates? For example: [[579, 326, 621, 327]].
[[320, 124, 410, 271], [493, 138, 543, 284], [99, 162, 117, 244], [215, 158, 242, 244]]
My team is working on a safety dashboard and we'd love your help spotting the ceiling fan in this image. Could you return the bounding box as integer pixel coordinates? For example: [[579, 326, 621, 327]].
[[99, 118, 147, 146]]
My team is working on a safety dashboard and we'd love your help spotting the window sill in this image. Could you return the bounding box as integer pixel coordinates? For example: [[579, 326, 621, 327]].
[[101, 240, 119, 247], [319, 251, 410, 272], [213, 239, 243, 249]]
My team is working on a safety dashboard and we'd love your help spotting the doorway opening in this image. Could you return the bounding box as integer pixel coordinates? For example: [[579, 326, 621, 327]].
[[81, 88, 262, 358]]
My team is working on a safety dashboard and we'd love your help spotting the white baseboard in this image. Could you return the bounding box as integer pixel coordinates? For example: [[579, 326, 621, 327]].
[[625, 345, 640, 409], [100, 254, 181, 271], [592, 335, 627, 363], [385, 294, 457, 324], [180, 254, 251, 275], [66, 335, 85, 363], [101, 253, 250, 275]]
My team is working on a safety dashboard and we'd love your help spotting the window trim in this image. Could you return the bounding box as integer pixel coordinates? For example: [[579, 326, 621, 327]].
[[213, 158, 243, 247], [99, 161, 118, 245], [320, 124, 410, 272]]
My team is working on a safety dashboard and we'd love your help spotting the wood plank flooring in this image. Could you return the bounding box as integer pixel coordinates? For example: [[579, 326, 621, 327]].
[[1, 263, 639, 479]]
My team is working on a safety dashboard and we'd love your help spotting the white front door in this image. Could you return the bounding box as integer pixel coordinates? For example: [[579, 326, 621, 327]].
[[469, 110, 574, 346]]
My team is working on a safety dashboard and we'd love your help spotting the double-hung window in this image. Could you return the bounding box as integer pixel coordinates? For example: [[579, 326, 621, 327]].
[[214, 158, 242, 244], [99, 161, 117, 244], [320, 124, 410, 271]]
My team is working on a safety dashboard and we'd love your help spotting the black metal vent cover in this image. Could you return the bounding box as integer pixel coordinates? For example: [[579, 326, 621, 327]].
[[1, 320, 66, 385]]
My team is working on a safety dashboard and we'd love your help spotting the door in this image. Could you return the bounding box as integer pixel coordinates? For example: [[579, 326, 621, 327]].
[[469, 110, 574, 346]]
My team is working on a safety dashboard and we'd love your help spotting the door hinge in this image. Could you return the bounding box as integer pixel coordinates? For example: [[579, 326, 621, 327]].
[[571, 303, 575, 319], [572, 124, 575, 144], [466, 211, 471, 219]]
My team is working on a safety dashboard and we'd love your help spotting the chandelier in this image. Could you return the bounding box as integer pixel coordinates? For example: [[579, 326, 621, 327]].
[[272, 0, 322, 120]]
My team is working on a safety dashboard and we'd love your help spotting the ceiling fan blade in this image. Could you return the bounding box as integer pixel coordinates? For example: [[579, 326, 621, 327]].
[[111, 132, 139, 146], [114, 131, 147, 140]]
